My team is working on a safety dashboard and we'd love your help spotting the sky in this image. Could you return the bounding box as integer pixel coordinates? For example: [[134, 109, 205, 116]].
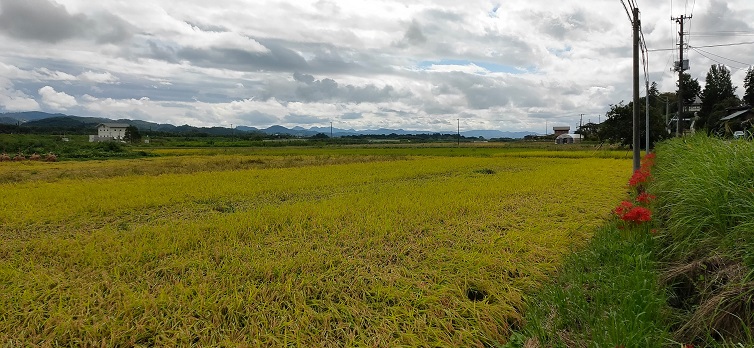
[[0, 0, 753, 133]]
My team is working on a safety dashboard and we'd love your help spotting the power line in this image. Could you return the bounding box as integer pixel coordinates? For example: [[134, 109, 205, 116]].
[[690, 48, 751, 71], [619, 0, 633, 23], [690, 46, 751, 67], [649, 40, 754, 52], [647, 47, 677, 52], [692, 41, 754, 48], [692, 31, 754, 37]]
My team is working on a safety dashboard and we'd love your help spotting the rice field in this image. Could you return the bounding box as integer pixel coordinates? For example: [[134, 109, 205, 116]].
[[0, 147, 631, 346]]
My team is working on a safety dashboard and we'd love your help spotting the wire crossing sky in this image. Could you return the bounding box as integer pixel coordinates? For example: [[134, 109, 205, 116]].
[[0, 0, 752, 132]]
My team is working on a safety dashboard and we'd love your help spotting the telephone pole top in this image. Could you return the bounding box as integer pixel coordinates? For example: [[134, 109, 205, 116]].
[[672, 14, 692, 137]]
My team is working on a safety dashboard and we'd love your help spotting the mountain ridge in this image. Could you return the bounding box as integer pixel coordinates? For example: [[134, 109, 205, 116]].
[[1, 111, 536, 139]]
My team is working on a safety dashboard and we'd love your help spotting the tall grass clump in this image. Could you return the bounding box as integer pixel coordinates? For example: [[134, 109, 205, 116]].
[[651, 135, 754, 264], [651, 134, 754, 344]]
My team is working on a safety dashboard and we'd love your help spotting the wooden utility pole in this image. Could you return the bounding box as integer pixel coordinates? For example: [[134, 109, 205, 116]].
[[673, 14, 691, 137], [632, 7, 641, 172], [646, 80, 650, 153]]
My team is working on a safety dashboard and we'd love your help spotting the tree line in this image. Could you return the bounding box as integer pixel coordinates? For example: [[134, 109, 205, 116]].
[[581, 65, 754, 148]]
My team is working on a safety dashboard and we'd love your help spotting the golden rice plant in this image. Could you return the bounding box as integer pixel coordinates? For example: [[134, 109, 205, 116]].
[[0, 153, 630, 346]]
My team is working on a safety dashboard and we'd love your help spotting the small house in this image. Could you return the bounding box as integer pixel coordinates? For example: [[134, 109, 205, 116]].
[[685, 96, 702, 113], [89, 123, 129, 142], [552, 126, 570, 137], [719, 107, 754, 135], [555, 133, 583, 144]]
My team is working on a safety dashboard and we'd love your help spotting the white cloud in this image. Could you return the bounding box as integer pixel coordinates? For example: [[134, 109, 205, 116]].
[[35, 68, 77, 82], [183, 27, 269, 53], [79, 71, 119, 84], [38, 86, 78, 110], [0, 79, 41, 112], [0, 0, 751, 132]]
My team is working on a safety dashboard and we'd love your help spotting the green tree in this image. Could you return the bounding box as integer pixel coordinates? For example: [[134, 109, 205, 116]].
[[744, 67, 754, 106], [678, 72, 702, 107], [699, 64, 739, 130], [598, 82, 670, 148], [124, 125, 142, 143], [575, 122, 599, 141]]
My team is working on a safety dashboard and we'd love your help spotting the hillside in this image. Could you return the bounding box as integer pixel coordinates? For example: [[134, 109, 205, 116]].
[[1, 111, 536, 139]]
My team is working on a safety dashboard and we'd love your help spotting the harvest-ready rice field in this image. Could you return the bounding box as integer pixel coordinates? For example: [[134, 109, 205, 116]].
[[0, 146, 631, 346]]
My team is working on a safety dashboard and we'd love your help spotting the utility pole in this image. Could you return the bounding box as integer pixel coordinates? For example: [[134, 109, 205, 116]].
[[457, 118, 460, 146], [632, 7, 641, 172], [673, 14, 691, 137], [646, 80, 650, 153], [666, 98, 670, 134], [330, 122, 333, 138]]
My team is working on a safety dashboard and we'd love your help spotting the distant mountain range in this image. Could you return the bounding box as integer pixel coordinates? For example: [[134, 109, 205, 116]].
[[0, 111, 536, 139]]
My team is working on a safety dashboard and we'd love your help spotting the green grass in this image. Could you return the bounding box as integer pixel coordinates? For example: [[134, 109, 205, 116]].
[[514, 135, 754, 347], [651, 135, 754, 266], [511, 224, 671, 347], [650, 135, 754, 344]]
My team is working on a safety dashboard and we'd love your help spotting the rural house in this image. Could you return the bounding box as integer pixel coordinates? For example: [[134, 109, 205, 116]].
[[718, 107, 754, 135], [552, 126, 570, 137], [90, 123, 129, 142]]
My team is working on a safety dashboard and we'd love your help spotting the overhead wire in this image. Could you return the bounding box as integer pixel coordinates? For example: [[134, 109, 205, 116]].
[[690, 48, 750, 72], [690, 47, 752, 69], [662, 1, 676, 75], [619, 0, 633, 23], [692, 31, 754, 38], [691, 41, 754, 48], [649, 40, 754, 52]]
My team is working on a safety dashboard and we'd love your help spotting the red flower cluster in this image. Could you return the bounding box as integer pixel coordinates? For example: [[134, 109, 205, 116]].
[[613, 200, 652, 224], [622, 206, 652, 223], [628, 168, 652, 188], [614, 200, 634, 216], [615, 153, 658, 229], [636, 192, 656, 205], [628, 153, 656, 189]]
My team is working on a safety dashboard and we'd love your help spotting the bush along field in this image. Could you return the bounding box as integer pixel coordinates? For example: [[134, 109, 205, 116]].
[[0, 150, 630, 346], [513, 134, 754, 347]]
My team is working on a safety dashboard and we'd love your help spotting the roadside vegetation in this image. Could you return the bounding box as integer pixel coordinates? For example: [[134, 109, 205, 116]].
[[0, 135, 150, 161], [513, 134, 754, 347]]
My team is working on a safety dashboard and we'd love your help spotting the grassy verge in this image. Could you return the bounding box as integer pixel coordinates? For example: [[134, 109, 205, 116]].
[[652, 135, 754, 345], [508, 224, 671, 347], [514, 134, 754, 347]]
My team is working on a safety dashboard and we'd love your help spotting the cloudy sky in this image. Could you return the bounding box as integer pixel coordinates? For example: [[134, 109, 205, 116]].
[[1, 0, 753, 132]]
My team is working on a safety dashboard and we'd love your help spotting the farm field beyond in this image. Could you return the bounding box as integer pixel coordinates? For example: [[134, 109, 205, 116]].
[[0, 147, 631, 346]]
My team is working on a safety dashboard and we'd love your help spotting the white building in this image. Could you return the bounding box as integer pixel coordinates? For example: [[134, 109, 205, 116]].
[[89, 123, 129, 142], [555, 133, 583, 144]]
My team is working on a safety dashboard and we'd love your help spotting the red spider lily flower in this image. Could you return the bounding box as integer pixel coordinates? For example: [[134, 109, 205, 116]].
[[621, 206, 652, 223], [651, 229, 658, 235], [640, 153, 656, 171], [628, 169, 652, 188], [614, 200, 634, 216], [636, 192, 656, 205], [641, 153, 656, 167]]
